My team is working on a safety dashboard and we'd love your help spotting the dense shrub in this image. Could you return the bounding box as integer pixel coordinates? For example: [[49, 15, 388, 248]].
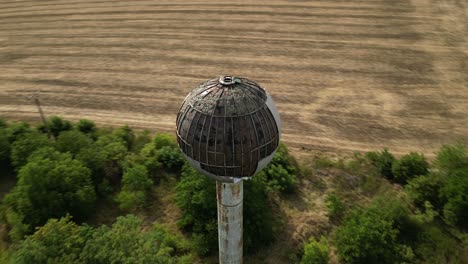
[[325, 194, 345, 222], [301, 236, 329, 264], [366, 148, 395, 180], [391, 152, 429, 184], [0, 128, 11, 171], [440, 168, 468, 229], [13, 215, 192, 264], [335, 196, 415, 264], [140, 134, 184, 174], [156, 146, 185, 172], [406, 173, 444, 210], [153, 133, 178, 150], [56, 130, 93, 156], [6, 122, 32, 143], [435, 144, 468, 173], [111, 125, 135, 150], [76, 119, 96, 135], [116, 165, 153, 211], [261, 143, 298, 194], [10, 132, 51, 170], [12, 216, 92, 264], [4, 148, 96, 238], [38, 116, 72, 138]]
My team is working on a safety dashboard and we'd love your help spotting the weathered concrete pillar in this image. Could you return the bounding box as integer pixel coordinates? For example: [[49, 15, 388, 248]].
[[216, 180, 243, 264]]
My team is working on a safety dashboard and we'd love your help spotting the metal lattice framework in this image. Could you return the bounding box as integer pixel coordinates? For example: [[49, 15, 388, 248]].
[[176, 76, 281, 182]]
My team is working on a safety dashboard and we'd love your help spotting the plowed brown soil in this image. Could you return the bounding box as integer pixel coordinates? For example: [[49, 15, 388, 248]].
[[0, 0, 467, 156]]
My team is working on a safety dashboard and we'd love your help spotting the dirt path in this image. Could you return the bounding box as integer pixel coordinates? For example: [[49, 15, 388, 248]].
[[0, 0, 467, 156]]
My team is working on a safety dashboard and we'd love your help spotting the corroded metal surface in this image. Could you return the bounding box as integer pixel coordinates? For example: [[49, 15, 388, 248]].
[[176, 76, 281, 182], [217, 181, 243, 264]]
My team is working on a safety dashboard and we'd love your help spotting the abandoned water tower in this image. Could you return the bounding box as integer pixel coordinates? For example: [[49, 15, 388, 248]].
[[176, 76, 281, 263]]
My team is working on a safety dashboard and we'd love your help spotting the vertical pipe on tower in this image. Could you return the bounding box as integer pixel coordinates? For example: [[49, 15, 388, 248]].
[[216, 181, 243, 264]]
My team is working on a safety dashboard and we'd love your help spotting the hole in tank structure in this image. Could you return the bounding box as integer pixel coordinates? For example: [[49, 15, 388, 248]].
[[219, 76, 235, 85]]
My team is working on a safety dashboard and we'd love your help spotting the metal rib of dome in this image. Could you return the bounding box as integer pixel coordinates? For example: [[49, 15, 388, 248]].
[[176, 76, 281, 182]]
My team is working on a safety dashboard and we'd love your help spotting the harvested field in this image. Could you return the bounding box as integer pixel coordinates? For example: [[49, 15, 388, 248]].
[[0, 0, 467, 156]]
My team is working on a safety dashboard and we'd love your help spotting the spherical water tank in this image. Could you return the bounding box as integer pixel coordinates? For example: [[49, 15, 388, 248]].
[[176, 76, 281, 183]]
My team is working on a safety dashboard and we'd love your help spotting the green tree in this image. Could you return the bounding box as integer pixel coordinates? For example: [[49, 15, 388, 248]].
[[111, 125, 135, 150], [10, 132, 51, 170], [4, 148, 96, 237], [81, 215, 191, 264], [301, 236, 329, 264], [335, 196, 415, 264], [12, 216, 92, 264], [116, 165, 153, 211], [56, 130, 93, 157], [406, 173, 444, 210], [392, 152, 429, 184], [366, 148, 395, 180], [0, 128, 11, 171], [435, 144, 468, 173], [325, 194, 345, 222], [6, 122, 32, 143], [39, 116, 72, 138], [153, 133, 178, 150], [156, 146, 184, 172], [76, 119, 96, 135], [261, 143, 298, 194], [440, 168, 468, 229]]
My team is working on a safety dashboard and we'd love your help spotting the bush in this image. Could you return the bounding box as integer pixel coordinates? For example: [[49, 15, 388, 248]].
[[366, 148, 395, 180], [335, 196, 416, 264], [6, 122, 32, 143], [153, 133, 178, 150], [261, 143, 298, 194], [435, 144, 468, 173], [12, 216, 91, 264], [76, 119, 96, 135], [111, 125, 135, 150], [116, 165, 153, 211], [82, 215, 192, 264], [10, 132, 51, 170], [440, 168, 468, 229], [325, 194, 345, 222], [156, 146, 185, 172], [392, 152, 429, 184], [301, 236, 329, 264], [406, 173, 444, 210], [39, 116, 72, 138], [0, 128, 11, 171], [56, 130, 93, 156], [4, 148, 96, 237]]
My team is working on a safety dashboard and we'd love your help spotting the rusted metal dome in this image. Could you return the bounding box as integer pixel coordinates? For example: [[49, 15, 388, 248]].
[[176, 76, 281, 183]]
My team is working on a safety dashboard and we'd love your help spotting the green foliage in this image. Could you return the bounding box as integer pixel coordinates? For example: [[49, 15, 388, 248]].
[[157, 146, 185, 172], [325, 194, 345, 222], [56, 130, 93, 157], [12, 216, 91, 264], [13, 215, 192, 264], [4, 148, 96, 237], [0, 118, 6, 128], [261, 143, 298, 194], [10, 132, 51, 170], [366, 148, 395, 180], [111, 125, 135, 150], [0, 128, 11, 171], [440, 168, 468, 229], [406, 173, 444, 209], [175, 164, 275, 255], [75, 144, 107, 188], [175, 165, 217, 255], [435, 144, 468, 172], [81, 215, 191, 264], [335, 195, 415, 264], [6, 122, 32, 143], [153, 133, 178, 150], [76, 119, 96, 135], [116, 165, 153, 211], [301, 236, 329, 264], [131, 130, 152, 153], [243, 176, 275, 253], [392, 152, 429, 184], [39, 116, 72, 138]]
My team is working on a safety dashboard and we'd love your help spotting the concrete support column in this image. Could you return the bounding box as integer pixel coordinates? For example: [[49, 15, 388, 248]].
[[216, 180, 243, 264]]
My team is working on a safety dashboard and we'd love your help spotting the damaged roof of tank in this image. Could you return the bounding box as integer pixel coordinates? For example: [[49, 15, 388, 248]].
[[187, 76, 267, 117]]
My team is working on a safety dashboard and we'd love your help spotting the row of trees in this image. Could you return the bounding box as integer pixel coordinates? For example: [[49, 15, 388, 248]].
[[0, 117, 301, 263]]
